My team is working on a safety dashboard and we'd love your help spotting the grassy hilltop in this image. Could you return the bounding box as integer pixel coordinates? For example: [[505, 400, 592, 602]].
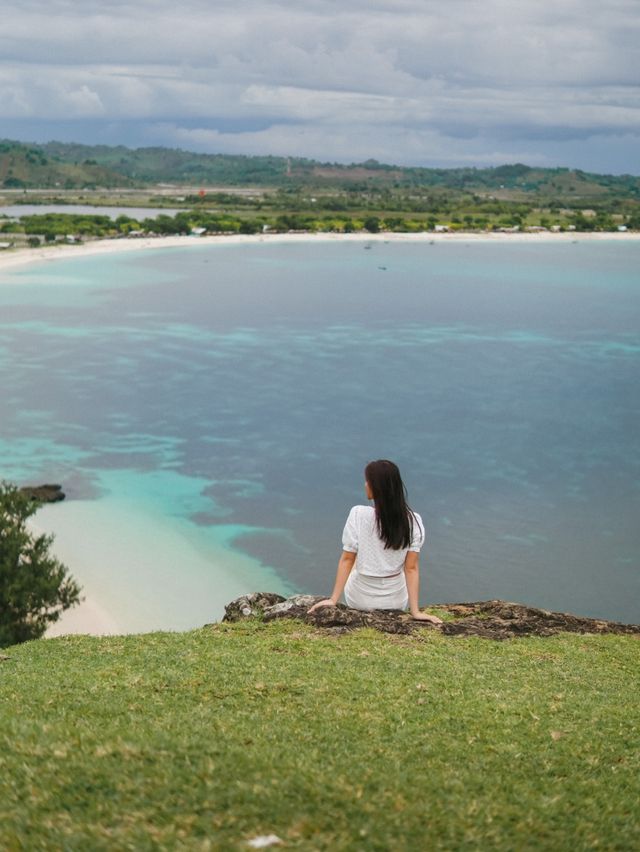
[[1, 620, 638, 850]]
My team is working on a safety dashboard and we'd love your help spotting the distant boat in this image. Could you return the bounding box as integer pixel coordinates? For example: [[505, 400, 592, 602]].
[[364, 244, 372, 250]]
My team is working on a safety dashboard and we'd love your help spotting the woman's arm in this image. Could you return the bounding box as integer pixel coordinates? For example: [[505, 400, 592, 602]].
[[404, 551, 443, 623], [307, 550, 356, 612]]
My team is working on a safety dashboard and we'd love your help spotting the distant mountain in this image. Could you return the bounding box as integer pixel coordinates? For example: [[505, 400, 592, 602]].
[[0, 140, 134, 190], [1, 139, 639, 200], [39, 141, 293, 187]]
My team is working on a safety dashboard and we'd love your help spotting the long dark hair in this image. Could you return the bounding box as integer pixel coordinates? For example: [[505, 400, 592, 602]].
[[365, 459, 416, 550]]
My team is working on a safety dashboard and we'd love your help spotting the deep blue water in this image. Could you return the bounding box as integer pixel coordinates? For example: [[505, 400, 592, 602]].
[[1, 239, 639, 623]]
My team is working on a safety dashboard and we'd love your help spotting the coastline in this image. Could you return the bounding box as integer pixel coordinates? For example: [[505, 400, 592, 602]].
[[33, 495, 293, 639], [46, 593, 123, 637], [27, 509, 124, 637], [1, 229, 639, 275]]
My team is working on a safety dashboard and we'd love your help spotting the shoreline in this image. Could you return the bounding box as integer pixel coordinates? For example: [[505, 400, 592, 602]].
[[27, 510, 124, 637], [29, 472, 294, 638], [1, 229, 639, 274]]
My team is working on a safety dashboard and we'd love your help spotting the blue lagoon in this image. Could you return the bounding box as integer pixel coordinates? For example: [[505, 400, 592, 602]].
[[1, 237, 638, 630]]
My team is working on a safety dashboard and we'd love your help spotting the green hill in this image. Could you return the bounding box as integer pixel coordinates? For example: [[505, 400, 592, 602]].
[[40, 141, 295, 187], [0, 140, 133, 190], [1, 621, 638, 849], [2, 139, 639, 202]]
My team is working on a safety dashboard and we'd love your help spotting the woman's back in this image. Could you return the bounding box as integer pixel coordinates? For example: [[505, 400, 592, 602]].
[[342, 504, 424, 577]]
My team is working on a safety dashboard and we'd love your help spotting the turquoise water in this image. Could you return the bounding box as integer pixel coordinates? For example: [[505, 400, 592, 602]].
[[1, 240, 639, 624]]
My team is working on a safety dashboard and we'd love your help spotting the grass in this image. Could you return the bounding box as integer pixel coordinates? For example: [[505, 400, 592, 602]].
[[1, 621, 638, 850]]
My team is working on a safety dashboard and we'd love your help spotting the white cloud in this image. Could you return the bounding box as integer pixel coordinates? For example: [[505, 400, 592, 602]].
[[161, 121, 551, 168], [59, 84, 105, 117], [0, 0, 638, 171]]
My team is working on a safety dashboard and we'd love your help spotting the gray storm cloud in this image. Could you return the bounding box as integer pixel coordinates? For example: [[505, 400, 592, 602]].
[[1, 0, 638, 171]]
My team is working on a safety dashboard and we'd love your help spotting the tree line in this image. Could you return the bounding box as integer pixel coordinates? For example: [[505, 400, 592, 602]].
[[1, 206, 638, 244]]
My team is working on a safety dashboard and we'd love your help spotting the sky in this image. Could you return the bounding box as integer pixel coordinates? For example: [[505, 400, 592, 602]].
[[1, 0, 639, 174]]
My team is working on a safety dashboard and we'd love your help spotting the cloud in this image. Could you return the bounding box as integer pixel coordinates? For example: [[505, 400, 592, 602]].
[[158, 120, 551, 169], [0, 0, 638, 171]]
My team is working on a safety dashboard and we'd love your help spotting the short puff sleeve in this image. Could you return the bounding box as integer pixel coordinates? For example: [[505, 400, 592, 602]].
[[408, 513, 425, 552], [341, 506, 359, 553]]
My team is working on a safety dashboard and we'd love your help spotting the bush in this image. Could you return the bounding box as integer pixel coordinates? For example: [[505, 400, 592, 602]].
[[0, 482, 81, 647]]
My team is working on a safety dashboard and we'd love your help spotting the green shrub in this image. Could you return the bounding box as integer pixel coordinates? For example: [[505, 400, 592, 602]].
[[0, 482, 81, 647]]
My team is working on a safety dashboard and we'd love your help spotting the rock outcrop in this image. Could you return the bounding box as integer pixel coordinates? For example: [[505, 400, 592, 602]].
[[18, 484, 65, 503], [222, 593, 640, 640]]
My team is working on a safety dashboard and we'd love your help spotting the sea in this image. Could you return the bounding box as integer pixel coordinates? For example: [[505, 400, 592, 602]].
[[1, 238, 638, 628]]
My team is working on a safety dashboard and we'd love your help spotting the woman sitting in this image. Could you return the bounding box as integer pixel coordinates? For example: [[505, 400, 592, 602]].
[[308, 459, 443, 623]]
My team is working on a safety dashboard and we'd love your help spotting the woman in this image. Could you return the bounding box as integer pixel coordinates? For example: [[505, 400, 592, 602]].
[[308, 460, 443, 623]]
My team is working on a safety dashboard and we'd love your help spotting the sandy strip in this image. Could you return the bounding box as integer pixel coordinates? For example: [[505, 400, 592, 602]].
[[27, 512, 124, 637], [30, 497, 289, 638], [46, 596, 122, 638], [1, 229, 639, 275]]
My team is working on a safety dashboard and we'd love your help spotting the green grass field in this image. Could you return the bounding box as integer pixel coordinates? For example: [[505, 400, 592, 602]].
[[1, 621, 638, 850]]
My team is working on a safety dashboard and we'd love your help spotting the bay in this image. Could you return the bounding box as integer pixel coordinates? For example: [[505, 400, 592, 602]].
[[1, 238, 638, 627]]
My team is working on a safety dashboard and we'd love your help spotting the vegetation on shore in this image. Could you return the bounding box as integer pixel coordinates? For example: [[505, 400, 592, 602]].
[[1, 621, 638, 849], [0, 483, 80, 647], [1, 139, 639, 244], [1, 199, 638, 249]]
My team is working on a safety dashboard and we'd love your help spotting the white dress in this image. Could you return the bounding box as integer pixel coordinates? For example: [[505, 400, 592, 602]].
[[341, 505, 425, 611]]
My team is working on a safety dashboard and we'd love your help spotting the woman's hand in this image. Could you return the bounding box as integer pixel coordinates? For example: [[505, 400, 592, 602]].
[[307, 598, 337, 613], [410, 611, 444, 624], [308, 552, 356, 614]]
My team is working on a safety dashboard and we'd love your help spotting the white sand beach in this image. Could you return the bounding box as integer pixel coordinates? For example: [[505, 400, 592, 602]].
[[45, 594, 122, 638], [32, 497, 289, 638], [1, 229, 639, 276]]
